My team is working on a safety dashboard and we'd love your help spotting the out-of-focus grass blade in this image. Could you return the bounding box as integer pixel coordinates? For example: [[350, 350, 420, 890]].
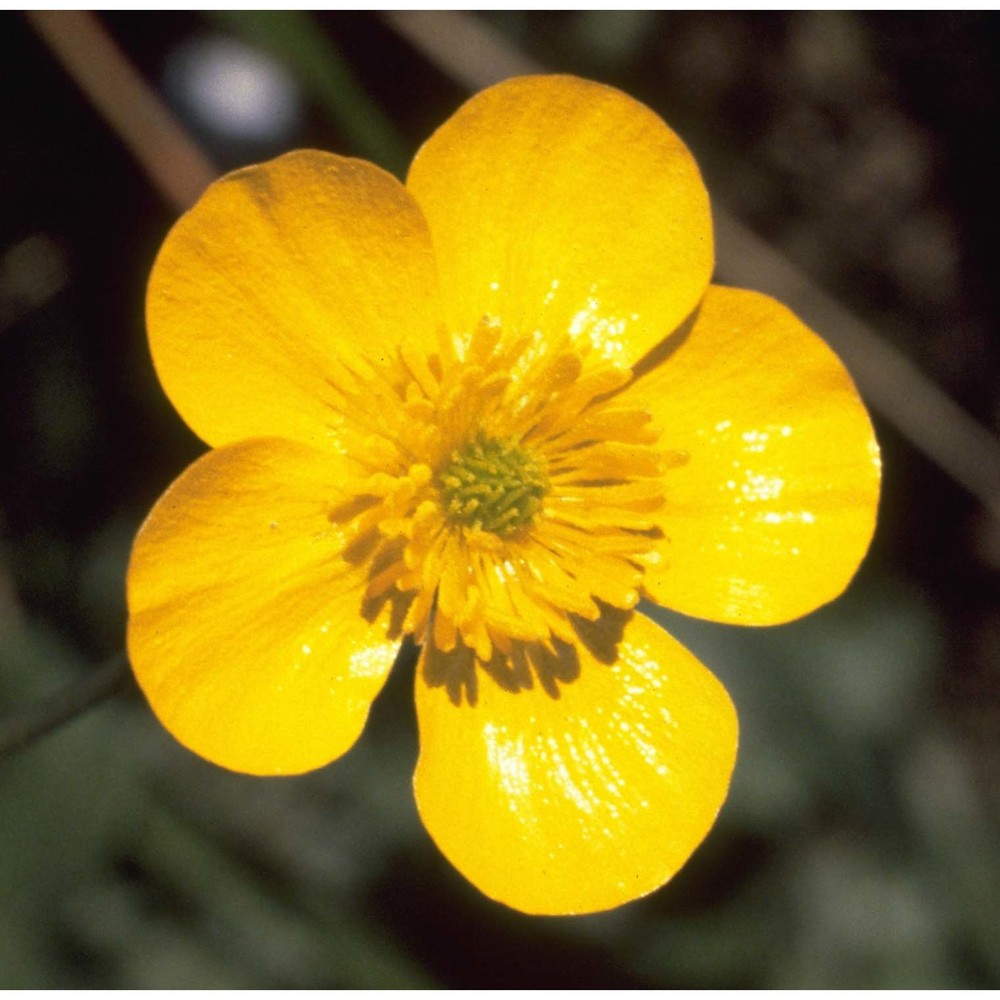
[[208, 11, 409, 174]]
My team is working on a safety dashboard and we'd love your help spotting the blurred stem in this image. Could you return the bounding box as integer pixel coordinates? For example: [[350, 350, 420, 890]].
[[5, 11, 214, 757], [0, 654, 131, 757], [209, 11, 410, 175], [26, 11, 217, 211]]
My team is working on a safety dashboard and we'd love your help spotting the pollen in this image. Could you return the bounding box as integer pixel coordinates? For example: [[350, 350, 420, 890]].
[[436, 433, 549, 537]]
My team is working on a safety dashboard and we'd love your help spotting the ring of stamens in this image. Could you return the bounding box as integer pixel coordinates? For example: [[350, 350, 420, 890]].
[[327, 319, 679, 661], [436, 432, 549, 537]]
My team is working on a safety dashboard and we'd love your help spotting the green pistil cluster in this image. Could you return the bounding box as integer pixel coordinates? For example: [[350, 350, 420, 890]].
[[437, 433, 549, 537]]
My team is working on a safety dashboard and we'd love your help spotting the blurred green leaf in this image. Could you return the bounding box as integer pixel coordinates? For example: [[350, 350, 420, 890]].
[[572, 11, 655, 68], [132, 802, 435, 987], [0, 617, 143, 986], [647, 577, 940, 835]]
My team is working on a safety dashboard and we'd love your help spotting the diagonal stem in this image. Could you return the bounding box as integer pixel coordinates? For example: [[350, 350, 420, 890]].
[[0, 654, 132, 756], [26, 11, 218, 211]]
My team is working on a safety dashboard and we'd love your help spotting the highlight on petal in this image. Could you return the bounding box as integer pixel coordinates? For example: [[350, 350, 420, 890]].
[[631, 285, 881, 626], [407, 75, 712, 370], [413, 610, 738, 916], [147, 150, 443, 449], [127, 438, 403, 776]]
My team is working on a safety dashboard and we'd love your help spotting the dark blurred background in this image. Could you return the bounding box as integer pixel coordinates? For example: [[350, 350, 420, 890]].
[[1, 11, 998, 988]]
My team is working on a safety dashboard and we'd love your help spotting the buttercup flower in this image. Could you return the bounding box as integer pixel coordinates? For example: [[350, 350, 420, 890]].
[[128, 75, 880, 915]]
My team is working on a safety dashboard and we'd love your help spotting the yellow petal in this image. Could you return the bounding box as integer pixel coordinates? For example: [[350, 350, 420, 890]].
[[147, 151, 442, 449], [633, 285, 881, 625], [127, 438, 402, 776], [413, 611, 737, 915], [407, 75, 712, 369]]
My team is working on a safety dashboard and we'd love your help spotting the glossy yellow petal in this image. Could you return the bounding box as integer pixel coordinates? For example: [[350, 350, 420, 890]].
[[407, 75, 712, 369], [127, 438, 402, 776], [147, 151, 442, 449], [413, 611, 737, 915], [633, 285, 881, 625]]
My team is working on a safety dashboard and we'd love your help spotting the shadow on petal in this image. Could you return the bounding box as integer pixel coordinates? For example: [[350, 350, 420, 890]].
[[421, 604, 633, 707], [628, 301, 699, 384], [422, 637, 478, 706], [361, 584, 414, 640]]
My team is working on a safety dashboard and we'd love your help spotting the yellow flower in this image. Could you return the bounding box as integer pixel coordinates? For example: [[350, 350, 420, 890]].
[[127, 75, 880, 915]]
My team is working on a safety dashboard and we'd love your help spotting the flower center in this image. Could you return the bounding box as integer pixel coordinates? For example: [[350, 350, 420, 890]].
[[436, 433, 549, 537]]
